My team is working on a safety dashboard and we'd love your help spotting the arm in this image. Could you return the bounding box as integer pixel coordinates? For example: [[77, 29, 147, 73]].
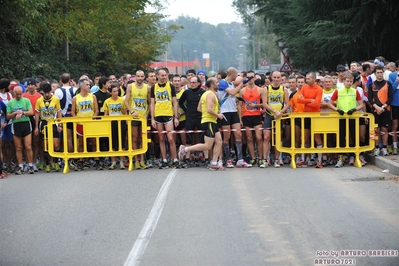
[[124, 84, 132, 113], [197, 100, 202, 112], [71, 96, 77, 117], [92, 95, 99, 116], [178, 91, 187, 112], [280, 89, 290, 114]]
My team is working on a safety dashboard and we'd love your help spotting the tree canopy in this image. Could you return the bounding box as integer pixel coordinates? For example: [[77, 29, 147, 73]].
[[0, 0, 176, 79], [233, 0, 399, 70]]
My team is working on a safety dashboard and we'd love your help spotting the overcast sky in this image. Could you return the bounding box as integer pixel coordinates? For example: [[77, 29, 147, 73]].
[[148, 0, 242, 25]]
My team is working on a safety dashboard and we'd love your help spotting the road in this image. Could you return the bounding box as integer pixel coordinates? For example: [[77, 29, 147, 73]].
[[0, 164, 398, 266]]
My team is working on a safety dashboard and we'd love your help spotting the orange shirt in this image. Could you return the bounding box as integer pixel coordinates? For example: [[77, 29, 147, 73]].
[[289, 91, 305, 113], [22, 92, 42, 114], [297, 84, 322, 112]]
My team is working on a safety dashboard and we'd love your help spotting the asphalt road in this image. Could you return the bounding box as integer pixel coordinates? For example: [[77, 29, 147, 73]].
[[0, 164, 398, 266]]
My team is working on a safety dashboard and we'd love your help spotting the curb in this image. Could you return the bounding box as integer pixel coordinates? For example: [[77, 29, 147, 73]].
[[365, 154, 399, 176]]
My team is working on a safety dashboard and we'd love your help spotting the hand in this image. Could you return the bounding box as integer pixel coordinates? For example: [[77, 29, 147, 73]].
[[15, 113, 22, 120], [217, 113, 224, 120], [151, 119, 157, 129], [347, 108, 356, 115], [34, 128, 39, 136], [132, 111, 139, 117], [1, 122, 7, 129], [243, 76, 254, 85], [174, 117, 179, 127], [337, 109, 344, 115]]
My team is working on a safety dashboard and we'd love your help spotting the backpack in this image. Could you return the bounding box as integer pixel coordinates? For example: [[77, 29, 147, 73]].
[[60, 87, 75, 113]]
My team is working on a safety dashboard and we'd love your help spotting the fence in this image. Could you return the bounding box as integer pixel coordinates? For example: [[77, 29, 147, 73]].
[[44, 115, 150, 173], [273, 112, 377, 169]]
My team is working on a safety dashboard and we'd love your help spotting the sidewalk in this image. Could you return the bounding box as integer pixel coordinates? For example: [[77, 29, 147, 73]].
[[366, 153, 399, 176]]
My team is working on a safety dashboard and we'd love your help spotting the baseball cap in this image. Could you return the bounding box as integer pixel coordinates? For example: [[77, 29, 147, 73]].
[[26, 78, 36, 86], [336, 65, 346, 72]]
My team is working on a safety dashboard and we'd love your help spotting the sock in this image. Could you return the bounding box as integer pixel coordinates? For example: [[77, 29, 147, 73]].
[[317, 145, 322, 161], [393, 142, 397, 148], [223, 143, 230, 160], [301, 153, 305, 161], [211, 161, 217, 165], [235, 141, 242, 160], [29, 163, 33, 167], [19, 164, 23, 168]]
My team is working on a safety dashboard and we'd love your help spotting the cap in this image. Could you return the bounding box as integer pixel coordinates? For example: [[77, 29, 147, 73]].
[[352, 72, 361, 82], [26, 78, 36, 86], [197, 70, 206, 76], [316, 76, 324, 82], [374, 58, 384, 67], [336, 65, 346, 72]]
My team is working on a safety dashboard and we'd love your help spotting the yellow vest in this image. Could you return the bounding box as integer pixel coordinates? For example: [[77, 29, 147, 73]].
[[267, 85, 284, 115], [154, 82, 173, 117], [130, 83, 148, 117], [75, 93, 95, 117], [201, 91, 219, 123]]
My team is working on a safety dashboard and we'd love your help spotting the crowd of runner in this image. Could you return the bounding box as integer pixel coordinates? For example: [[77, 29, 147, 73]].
[[0, 55, 397, 175]]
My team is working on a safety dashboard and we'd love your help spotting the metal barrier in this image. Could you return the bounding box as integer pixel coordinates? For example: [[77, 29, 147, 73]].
[[273, 112, 377, 169], [44, 116, 150, 173]]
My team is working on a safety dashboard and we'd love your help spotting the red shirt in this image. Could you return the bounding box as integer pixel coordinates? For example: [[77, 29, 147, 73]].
[[22, 92, 42, 114], [297, 84, 323, 112]]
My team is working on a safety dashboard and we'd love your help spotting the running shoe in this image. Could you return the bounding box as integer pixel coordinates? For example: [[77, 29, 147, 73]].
[[33, 165, 39, 172], [119, 161, 126, 170], [52, 162, 60, 172], [236, 159, 252, 168], [374, 148, 380, 156], [140, 161, 149, 169], [0, 172, 7, 179], [274, 160, 280, 168], [382, 148, 389, 156], [29, 166, 34, 174], [108, 162, 116, 170], [349, 156, 354, 165], [178, 145, 187, 161], [393, 147, 398, 155], [159, 161, 169, 169], [146, 160, 153, 168], [315, 160, 323, 168], [335, 159, 344, 168], [259, 160, 268, 168], [360, 155, 367, 166], [15, 167, 23, 175], [296, 161, 307, 168], [387, 145, 393, 154], [226, 160, 234, 168], [45, 164, 51, 173], [134, 161, 141, 170], [209, 163, 226, 171]]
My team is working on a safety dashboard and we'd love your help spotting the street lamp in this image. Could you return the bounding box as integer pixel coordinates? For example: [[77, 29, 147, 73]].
[[241, 37, 256, 71]]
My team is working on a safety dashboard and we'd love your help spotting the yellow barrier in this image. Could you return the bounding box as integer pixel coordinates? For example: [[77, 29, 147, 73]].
[[273, 112, 377, 169], [44, 115, 150, 173]]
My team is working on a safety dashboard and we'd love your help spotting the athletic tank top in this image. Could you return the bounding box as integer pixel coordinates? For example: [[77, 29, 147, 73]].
[[130, 83, 148, 117], [75, 93, 95, 117], [242, 86, 261, 116]]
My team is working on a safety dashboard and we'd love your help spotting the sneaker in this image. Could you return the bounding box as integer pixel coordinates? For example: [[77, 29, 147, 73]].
[[95, 161, 103, 170], [6, 165, 14, 173], [15, 167, 23, 175], [140, 161, 149, 169], [75, 161, 83, 171], [134, 161, 141, 170], [374, 148, 380, 156], [335, 160, 344, 168], [393, 147, 398, 155], [178, 145, 187, 161], [45, 164, 51, 173], [159, 161, 169, 169], [315, 160, 323, 168], [171, 159, 179, 168], [36, 161, 45, 171], [209, 163, 226, 171], [119, 161, 126, 170], [29, 166, 34, 174], [274, 160, 280, 168], [0, 173, 7, 179], [360, 155, 367, 166], [83, 161, 91, 170], [308, 158, 316, 167], [226, 160, 234, 168], [382, 148, 389, 156], [296, 161, 307, 168], [236, 159, 252, 168], [259, 160, 268, 168], [217, 160, 224, 168], [52, 162, 60, 172], [108, 162, 116, 170], [387, 145, 393, 154], [249, 159, 257, 167], [349, 156, 354, 165], [33, 165, 38, 172], [146, 160, 153, 168]]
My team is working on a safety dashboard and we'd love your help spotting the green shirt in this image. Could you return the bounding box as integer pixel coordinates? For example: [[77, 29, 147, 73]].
[[7, 97, 32, 123]]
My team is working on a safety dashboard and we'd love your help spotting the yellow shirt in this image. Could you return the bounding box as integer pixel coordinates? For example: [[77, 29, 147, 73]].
[[154, 82, 173, 117], [200, 91, 219, 124], [130, 83, 148, 117], [103, 97, 125, 116], [35, 95, 61, 121], [75, 93, 95, 117], [175, 89, 186, 122], [267, 85, 284, 115]]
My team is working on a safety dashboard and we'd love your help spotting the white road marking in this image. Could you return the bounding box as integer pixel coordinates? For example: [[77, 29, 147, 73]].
[[124, 169, 178, 266]]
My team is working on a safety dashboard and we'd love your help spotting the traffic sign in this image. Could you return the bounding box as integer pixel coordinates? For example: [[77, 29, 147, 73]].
[[260, 57, 270, 67], [280, 60, 293, 72]]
